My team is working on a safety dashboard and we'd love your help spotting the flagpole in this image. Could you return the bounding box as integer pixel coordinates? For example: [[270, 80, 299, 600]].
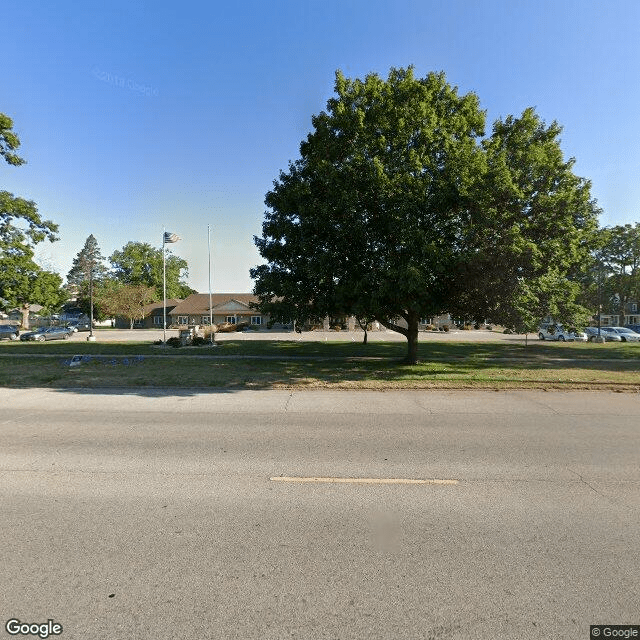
[[163, 226, 167, 344], [208, 225, 214, 344]]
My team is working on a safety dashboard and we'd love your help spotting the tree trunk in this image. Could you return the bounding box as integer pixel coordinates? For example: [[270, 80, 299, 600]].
[[21, 304, 30, 330], [406, 312, 419, 364], [363, 328, 368, 345]]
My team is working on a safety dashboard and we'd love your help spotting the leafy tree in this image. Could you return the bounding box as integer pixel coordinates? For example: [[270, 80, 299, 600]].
[[596, 224, 640, 323], [94, 279, 155, 329], [447, 107, 599, 336], [0, 249, 68, 326], [0, 113, 25, 166], [1, 113, 63, 327], [109, 241, 191, 300], [251, 68, 599, 363]]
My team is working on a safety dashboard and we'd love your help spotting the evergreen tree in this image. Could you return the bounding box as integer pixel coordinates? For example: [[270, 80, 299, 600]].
[[67, 234, 108, 286]]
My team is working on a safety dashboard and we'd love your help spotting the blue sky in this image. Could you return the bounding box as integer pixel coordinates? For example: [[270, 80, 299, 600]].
[[2, 0, 639, 293]]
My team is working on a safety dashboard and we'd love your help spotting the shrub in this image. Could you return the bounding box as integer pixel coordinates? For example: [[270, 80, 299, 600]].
[[166, 337, 182, 348], [463, 324, 472, 331], [443, 325, 450, 332], [192, 336, 208, 346], [486, 326, 493, 331]]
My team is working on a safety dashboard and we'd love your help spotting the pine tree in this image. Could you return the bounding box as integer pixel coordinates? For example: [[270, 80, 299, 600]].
[[67, 235, 107, 286]]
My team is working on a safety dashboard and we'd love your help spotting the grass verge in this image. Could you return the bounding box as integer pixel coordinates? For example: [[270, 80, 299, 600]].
[[0, 339, 639, 390]]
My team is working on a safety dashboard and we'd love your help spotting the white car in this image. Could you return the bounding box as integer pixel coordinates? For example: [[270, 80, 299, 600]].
[[608, 327, 640, 342], [538, 324, 587, 342]]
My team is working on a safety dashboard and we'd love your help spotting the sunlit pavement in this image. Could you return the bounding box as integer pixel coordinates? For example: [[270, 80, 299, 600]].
[[2, 389, 638, 640]]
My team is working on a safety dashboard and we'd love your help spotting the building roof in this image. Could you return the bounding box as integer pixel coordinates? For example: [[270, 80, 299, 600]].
[[144, 299, 182, 316], [170, 293, 259, 316]]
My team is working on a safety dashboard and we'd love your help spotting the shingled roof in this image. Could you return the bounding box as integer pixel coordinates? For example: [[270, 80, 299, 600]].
[[143, 299, 183, 316], [169, 293, 259, 316]]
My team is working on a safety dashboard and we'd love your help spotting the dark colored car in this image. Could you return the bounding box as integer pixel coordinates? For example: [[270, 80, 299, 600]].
[[0, 324, 20, 340], [20, 326, 72, 341]]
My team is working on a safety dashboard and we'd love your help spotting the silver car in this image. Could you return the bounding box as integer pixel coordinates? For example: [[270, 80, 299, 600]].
[[608, 327, 640, 342], [538, 324, 587, 342], [584, 327, 623, 342]]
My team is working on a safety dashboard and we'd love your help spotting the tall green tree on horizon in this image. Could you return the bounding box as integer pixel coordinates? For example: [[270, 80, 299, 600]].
[[251, 68, 600, 363], [67, 234, 109, 318], [67, 234, 108, 286]]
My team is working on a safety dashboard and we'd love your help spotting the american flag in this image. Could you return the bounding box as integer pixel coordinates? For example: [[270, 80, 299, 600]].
[[164, 232, 181, 244]]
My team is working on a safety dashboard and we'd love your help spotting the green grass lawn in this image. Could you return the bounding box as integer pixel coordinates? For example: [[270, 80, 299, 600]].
[[1, 338, 639, 390]]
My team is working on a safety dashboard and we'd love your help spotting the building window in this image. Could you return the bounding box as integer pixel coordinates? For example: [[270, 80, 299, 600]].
[[226, 316, 236, 324], [153, 316, 163, 326], [251, 316, 262, 325], [632, 304, 638, 313], [201, 316, 211, 325], [178, 316, 189, 325]]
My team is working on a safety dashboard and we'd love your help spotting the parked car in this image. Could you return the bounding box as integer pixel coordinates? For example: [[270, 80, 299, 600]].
[[607, 326, 640, 342], [0, 324, 20, 340], [538, 324, 587, 342], [583, 327, 623, 342], [67, 320, 91, 332], [19, 326, 73, 341], [624, 324, 640, 334]]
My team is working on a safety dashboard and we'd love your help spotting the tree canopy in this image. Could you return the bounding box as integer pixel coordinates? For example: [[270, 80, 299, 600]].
[[251, 68, 600, 362], [1, 113, 64, 327], [582, 224, 640, 323], [0, 113, 26, 166], [109, 241, 193, 301], [94, 280, 155, 329]]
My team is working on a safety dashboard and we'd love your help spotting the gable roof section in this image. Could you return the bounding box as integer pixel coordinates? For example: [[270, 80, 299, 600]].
[[144, 299, 182, 316], [169, 293, 260, 316]]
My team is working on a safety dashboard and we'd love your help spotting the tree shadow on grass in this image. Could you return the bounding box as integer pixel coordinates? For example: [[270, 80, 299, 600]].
[[1, 340, 637, 395]]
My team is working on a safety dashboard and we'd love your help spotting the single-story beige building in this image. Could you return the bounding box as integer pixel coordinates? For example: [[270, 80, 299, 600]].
[[168, 293, 291, 330]]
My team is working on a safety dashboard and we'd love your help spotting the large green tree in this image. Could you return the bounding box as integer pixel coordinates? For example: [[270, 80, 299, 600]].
[[251, 68, 600, 362], [447, 107, 599, 335], [1, 113, 64, 327], [109, 241, 193, 300]]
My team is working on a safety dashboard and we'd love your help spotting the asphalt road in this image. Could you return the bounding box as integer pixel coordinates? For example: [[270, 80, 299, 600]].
[[1, 389, 638, 640]]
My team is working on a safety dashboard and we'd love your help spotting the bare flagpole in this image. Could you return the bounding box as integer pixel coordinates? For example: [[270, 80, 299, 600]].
[[163, 226, 167, 344], [162, 231, 181, 344], [208, 224, 214, 344]]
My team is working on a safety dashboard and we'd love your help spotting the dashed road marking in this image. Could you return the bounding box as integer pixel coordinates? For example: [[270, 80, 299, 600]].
[[270, 476, 459, 485]]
